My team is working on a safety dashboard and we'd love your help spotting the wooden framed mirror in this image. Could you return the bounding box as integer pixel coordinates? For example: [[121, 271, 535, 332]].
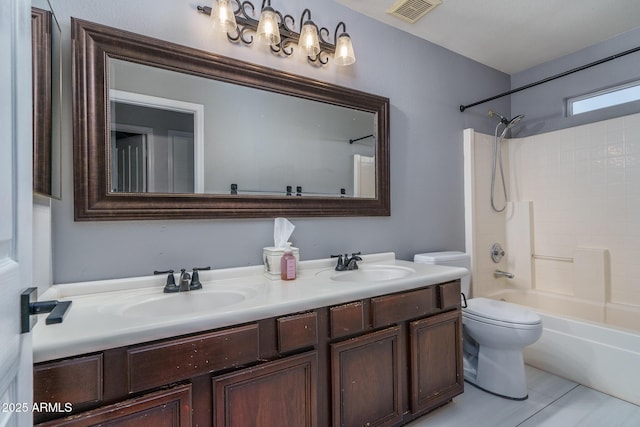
[[72, 18, 390, 220], [32, 3, 62, 199]]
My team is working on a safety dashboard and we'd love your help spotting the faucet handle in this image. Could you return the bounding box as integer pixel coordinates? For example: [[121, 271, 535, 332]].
[[190, 266, 211, 290], [350, 252, 362, 260], [331, 254, 346, 271], [155, 269, 179, 293]]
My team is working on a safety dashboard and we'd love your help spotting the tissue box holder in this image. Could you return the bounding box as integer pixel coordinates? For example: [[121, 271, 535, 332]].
[[263, 246, 300, 279]]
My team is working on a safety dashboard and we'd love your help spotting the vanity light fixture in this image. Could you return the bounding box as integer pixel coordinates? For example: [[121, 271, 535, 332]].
[[255, 0, 280, 45], [209, 0, 237, 33], [298, 9, 320, 58], [197, 0, 356, 66], [334, 22, 355, 66]]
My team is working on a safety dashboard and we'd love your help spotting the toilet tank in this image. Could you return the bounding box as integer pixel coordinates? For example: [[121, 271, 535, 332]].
[[414, 251, 471, 296]]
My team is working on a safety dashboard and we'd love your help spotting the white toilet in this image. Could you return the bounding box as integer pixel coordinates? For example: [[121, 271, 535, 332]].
[[414, 251, 542, 400]]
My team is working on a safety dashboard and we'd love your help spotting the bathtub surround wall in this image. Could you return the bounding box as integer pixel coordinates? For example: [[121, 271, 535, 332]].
[[508, 114, 640, 329], [50, 0, 509, 283], [465, 113, 640, 332], [463, 129, 510, 297]]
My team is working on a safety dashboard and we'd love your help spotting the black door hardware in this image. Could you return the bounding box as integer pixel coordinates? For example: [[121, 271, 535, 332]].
[[21, 287, 72, 334]]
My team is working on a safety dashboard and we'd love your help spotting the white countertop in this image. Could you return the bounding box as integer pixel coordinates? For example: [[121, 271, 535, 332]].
[[33, 253, 468, 363]]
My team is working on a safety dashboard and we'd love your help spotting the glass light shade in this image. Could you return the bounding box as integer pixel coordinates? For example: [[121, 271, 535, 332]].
[[256, 7, 281, 45], [298, 22, 320, 57], [210, 0, 237, 33], [334, 33, 355, 66]]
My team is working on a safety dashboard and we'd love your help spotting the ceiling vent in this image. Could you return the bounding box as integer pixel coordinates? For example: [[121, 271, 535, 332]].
[[386, 0, 442, 24]]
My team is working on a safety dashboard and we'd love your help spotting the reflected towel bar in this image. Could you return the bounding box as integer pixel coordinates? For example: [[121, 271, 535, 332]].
[[532, 254, 574, 263]]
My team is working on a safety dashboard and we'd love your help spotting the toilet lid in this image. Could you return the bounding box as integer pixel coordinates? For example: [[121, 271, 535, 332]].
[[464, 297, 540, 325]]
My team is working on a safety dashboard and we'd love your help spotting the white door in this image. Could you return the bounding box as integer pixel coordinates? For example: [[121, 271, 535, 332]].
[[0, 0, 34, 426], [353, 154, 376, 198], [167, 130, 196, 193], [113, 134, 148, 192]]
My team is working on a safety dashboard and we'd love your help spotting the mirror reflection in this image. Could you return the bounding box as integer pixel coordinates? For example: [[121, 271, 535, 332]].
[[73, 17, 389, 220], [109, 59, 376, 198]]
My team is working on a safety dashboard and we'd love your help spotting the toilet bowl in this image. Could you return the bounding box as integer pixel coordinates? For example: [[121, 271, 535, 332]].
[[462, 297, 542, 399], [414, 251, 542, 400]]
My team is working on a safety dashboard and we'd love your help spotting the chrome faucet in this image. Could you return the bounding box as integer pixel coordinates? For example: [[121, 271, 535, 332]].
[[494, 270, 514, 279]]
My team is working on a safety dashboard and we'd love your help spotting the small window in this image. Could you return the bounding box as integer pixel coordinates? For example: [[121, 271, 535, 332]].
[[568, 81, 640, 116]]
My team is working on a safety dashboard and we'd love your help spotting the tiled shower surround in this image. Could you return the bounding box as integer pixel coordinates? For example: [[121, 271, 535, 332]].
[[464, 112, 640, 333]]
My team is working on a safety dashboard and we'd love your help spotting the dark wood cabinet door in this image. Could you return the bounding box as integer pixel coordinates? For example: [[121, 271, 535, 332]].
[[331, 326, 402, 427], [409, 310, 463, 413], [34, 353, 104, 423], [212, 351, 318, 427], [36, 384, 191, 427]]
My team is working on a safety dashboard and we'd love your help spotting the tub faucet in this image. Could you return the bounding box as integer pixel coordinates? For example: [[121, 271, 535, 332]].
[[494, 270, 514, 279]]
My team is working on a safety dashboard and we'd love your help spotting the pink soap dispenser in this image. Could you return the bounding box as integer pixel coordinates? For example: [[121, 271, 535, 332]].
[[280, 242, 296, 281]]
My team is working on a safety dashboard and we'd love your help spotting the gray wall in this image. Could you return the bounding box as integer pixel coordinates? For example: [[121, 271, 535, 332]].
[[52, 0, 509, 283], [511, 27, 640, 138]]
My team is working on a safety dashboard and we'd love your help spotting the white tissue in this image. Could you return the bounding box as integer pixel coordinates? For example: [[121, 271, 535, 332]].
[[273, 217, 295, 249]]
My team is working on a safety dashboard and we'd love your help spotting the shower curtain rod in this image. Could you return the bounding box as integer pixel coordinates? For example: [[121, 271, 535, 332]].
[[459, 45, 640, 112]]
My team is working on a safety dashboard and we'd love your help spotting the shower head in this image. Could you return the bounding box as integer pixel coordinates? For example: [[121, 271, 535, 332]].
[[500, 114, 525, 138], [488, 110, 525, 127], [506, 114, 524, 129], [489, 110, 525, 138]]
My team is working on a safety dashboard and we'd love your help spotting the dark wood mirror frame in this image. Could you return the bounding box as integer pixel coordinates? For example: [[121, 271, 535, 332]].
[[32, 7, 52, 196], [72, 18, 390, 221]]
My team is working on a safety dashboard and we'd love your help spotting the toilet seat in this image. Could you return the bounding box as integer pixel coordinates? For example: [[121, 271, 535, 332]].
[[463, 310, 542, 330], [463, 297, 541, 328]]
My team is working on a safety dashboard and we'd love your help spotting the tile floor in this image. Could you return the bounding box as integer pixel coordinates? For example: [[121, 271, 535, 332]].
[[406, 365, 640, 427]]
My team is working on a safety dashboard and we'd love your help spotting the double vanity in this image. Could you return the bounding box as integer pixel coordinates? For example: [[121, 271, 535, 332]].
[[33, 253, 467, 426]]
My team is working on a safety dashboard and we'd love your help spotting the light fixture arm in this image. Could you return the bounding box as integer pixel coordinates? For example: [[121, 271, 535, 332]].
[[300, 8, 315, 28], [196, 1, 354, 66], [334, 21, 347, 44]]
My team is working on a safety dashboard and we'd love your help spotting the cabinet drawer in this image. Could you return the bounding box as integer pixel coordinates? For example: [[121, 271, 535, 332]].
[[34, 353, 103, 408], [277, 312, 318, 353], [437, 280, 461, 310], [371, 287, 435, 327], [37, 384, 192, 427], [330, 301, 364, 339], [127, 324, 259, 393]]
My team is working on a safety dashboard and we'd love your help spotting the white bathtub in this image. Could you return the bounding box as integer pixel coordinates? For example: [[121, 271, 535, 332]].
[[487, 289, 640, 406]]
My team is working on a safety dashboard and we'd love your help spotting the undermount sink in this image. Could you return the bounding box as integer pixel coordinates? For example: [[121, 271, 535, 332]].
[[330, 265, 416, 282], [120, 289, 251, 317]]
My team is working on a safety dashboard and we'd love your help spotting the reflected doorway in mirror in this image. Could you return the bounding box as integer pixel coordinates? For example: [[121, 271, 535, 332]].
[[109, 89, 205, 194]]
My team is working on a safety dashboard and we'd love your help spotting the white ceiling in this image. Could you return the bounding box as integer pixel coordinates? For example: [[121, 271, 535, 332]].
[[336, 0, 640, 74]]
